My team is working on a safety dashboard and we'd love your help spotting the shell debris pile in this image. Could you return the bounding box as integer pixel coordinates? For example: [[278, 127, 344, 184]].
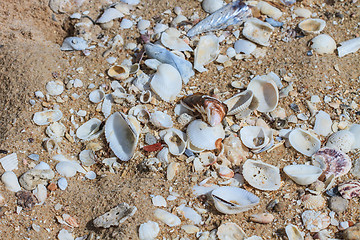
[[1, 0, 360, 239]]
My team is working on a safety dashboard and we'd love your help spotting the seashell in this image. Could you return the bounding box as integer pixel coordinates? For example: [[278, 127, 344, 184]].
[[96, 8, 124, 23], [120, 18, 133, 29], [239, 126, 271, 151], [301, 210, 330, 232], [242, 159, 281, 191], [108, 65, 130, 80], [217, 222, 246, 240], [163, 128, 186, 156], [223, 134, 249, 166], [224, 90, 254, 115], [79, 149, 96, 167], [312, 147, 351, 178], [187, 119, 225, 150], [338, 180, 360, 199], [105, 112, 141, 161], [139, 90, 152, 104], [46, 80, 64, 96], [247, 75, 279, 112], [249, 213, 274, 224], [139, 221, 160, 240], [294, 8, 312, 18], [311, 34, 336, 54], [93, 203, 137, 228], [313, 111, 332, 136], [257, 1, 282, 20], [49, 0, 84, 14], [44, 138, 59, 153], [325, 130, 355, 153], [152, 195, 167, 207], [102, 94, 113, 118], [144, 59, 162, 70], [202, 0, 224, 14], [216, 164, 234, 179], [177, 204, 201, 225], [33, 110, 63, 125], [56, 161, 78, 177], [150, 64, 182, 102], [242, 18, 274, 46], [337, 37, 360, 57], [19, 168, 55, 190], [1, 171, 21, 192], [60, 37, 88, 51], [187, 141, 205, 153], [298, 18, 326, 35], [76, 118, 103, 141], [194, 34, 220, 72], [234, 39, 257, 55], [211, 186, 260, 214], [0, 153, 18, 172], [301, 194, 326, 210], [285, 224, 304, 240], [58, 177, 68, 190], [89, 89, 105, 103], [283, 165, 322, 186], [181, 94, 228, 126], [46, 122, 66, 140], [150, 111, 173, 129], [128, 105, 150, 124], [167, 162, 179, 181], [154, 209, 181, 227], [181, 225, 199, 234], [137, 19, 150, 31], [187, 0, 251, 37], [160, 29, 193, 52], [349, 124, 360, 149], [115, 2, 135, 13], [145, 43, 194, 84], [33, 184, 47, 205], [288, 128, 321, 157]]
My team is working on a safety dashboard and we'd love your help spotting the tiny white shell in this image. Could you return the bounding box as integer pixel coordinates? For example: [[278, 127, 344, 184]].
[[298, 18, 326, 35], [224, 90, 254, 115], [217, 222, 246, 240], [194, 34, 220, 72], [325, 130, 355, 153], [240, 126, 270, 151], [313, 111, 332, 136], [311, 34, 336, 54], [234, 39, 257, 55], [85, 171, 96, 180], [89, 89, 105, 103], [289, 128, 321, 156], [139, 90, 152, 104], [102, 94, 113, 118], [283, 165, 322, 185], [76, 118, 102, 140], [139, 221, 160, 240], [96, 8, 124, 23], [150, 111, 173, 129], [187, 119, 225, 150], [144, 59, 162, 70], [202, 0, 224, 13], [154, 209, 181, 227], [46, 80, 64, 96], [33, 110, 63, 125], [58, 177, 68, 190], [247, 75, 279, 112], [0, 153, 18, 172], [56, 162, 78, 177], [163, 128, 186, 156], [152, 195, 167, 207], [294, 8, 312, 18], [1, 171, 21, 192], [108, 65, 130, 80], [257, 1, 283, 19], [242, 18, 274, 46]]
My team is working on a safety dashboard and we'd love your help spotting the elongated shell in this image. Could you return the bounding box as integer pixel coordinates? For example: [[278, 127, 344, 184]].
[[224, 90, 254, 115], [349, 124, 360, 149], [242, 18, 274, 46], [187, 119, 225, 150], [211, 186, 260, 214], [76, 118, 102, 140], [154, 209, 181, 227], [33, 110, 63, 125], [247, 75, 278, 112], [289, 128, 321, 157], [242, 159, 281, 191], [163, 128, 186, 156], [337, 37, 360, 57], [283, 165, 322, 186], [105, 112, 140, 161]]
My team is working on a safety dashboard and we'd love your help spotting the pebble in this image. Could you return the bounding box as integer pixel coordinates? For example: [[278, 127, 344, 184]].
[[28, 154, 40, 161], [273, 201, 286, 212], [329, 196, 348, 213], [343, 223, 360, 240], [120, 19, 133, 29], [19, 169, 55, 190]]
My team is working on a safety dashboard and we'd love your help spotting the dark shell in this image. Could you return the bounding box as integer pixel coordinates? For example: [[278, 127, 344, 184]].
[[338, 180, 360, 199]]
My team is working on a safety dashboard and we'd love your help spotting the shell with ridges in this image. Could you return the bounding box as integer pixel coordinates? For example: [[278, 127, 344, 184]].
[[0, 153, 18, 172], [301, 210, 330, 232], [338, 180, 360, 199], [301, 194, 326, 210], [224, 90, 254, 115], [289, 128, 321, 157], [76, 118, 102, 140], [283, 164, 322, 186]]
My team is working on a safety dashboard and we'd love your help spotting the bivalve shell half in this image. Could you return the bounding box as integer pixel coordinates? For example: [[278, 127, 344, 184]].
[[239, 126, 271, 151], [234, 39, 257, 55], [242, 159, 281, 191], [187, 119, 225, 150], [289, 128, 321, 157], [224, 90, 254, 115], [105, 112, 141, 161], [161, 29, 192, 52], [217, 222, 246, 240], [338, 180, 360, 199], [313, 111, 332, 136], [301, 210, 330, 232], [298, 18, 326, 35], [285, 224, 304, 240], [211, 186, 260, 214], [325, 130, 355, 153], [242, 18, 274, 46], [311, 34, 336, 54], [33, 110, 63, 125], [150, 111, 173, 129], [163, 128, 186, 156], [139, 221, 160, 240], [76, 118, 102, 140], [89, 89, 105, 103], [194, 34, 220, 72], [1, 171, 21, 192], [108, 65, 130, 80], [301, 194, 326, 210], [283, 165, 322, 186], [0, 153, 18, 172]]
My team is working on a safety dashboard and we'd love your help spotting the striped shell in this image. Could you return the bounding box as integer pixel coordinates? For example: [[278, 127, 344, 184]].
[[223, 90, 254, 115], [301, 194, 326, 210], [338, 180, 360, 199]]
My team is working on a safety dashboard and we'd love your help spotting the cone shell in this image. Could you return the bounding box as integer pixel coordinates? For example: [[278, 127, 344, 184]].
[[289, 128, 321, 157], [301, 194, 326, 210]]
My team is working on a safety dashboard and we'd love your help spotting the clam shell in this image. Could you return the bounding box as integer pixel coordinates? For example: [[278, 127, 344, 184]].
[[1, 171, 21, 192], [0, 153, 18, 172], [108, 65, 130, 80], [79, 149, 96, 167], [242, 18, 274, 46], [160, 29, 192, 52], [33, 110, 63, 125], [194, 34, 220, 72], [139, 90, 152, 104], [211, 186, 260, 214], [242, 159, 281, 191], [285, 224, 304, 240], [325, 130, 355, 153], [150, 64, 182, 102], [337, 37, 360, 57], [289, 128, 321, 157], [186, 119, 225, 150], [217, 222, 246, 240], [312, 147, 351, 178], [301, 194, 326, 210], [298, 18, 326, 35], [139, 221, 160, 240], [96, 8, 124, 23], [76, 118, 102, 140], [150, 111, 173, 129], [338, 180, 360, 199], [239, 126, 271, 151], [283, 165, 322, 186], [311, 34, 336, 54], [163, 128, 186, 156], [349, 124, 360, 149], [224, 90, 254, 115], [89, 89, 105, 103], [313, 111, 332, 136], [247, 75, 279, 112], [301, 210, 330, 232]]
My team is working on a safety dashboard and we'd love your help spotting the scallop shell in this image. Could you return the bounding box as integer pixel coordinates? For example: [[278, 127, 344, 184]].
[[108, 65, 130, 80], [224, 90, 255, 115], [0, 153, 18, 172], [161, 29, 193, 52], [349, 124, 360, 149], [150, 111, 173, 129], [338, 180, 360, 199], [194, 34, 220, 72], [89, 89, 105, 103], [285, 224, 304, 240], [313, 111, 332, 136], [217, 222, 246, 240], [239, 126, 271, 151], [1, 171, 21, 192], [46, 122, 66, 140], [186, 119, 225, 150], [242, 18, 274, 46], [298, 18, 326, 35], [312, 147, 351, 178], [211, 186, 260, 214], [163, 128, 186, 156], [337, 37, 360, 58], [311, 34, 336, 54], [247, 75, 279, 113], [301, 194, 326, 210], [242, 159, 281, 191], [105, 112, 141, 161], [283, 165, 322, 186], [79, 150, 96, 167], [139, 90, 152, 104], [139, 221, 160, 240], [289, 128, 321, 157], [76, 118, 103, 141], [301, 210, 330, 232], [325, 130, 355, 153], [249, 213, 274, 224], [33, 110, 63, 125], [150, 64, 182, 102]]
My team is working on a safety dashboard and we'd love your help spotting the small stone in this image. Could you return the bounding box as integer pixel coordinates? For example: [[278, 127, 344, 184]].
[[343, 223, 360, 240], [32, 223, 41, 232], [19, 169, 55, 190], [16, 191, 38, 210], [329, 196, 348, 213], [47, 182, 58, 191], [274, 201, 286, 212], [144, 133, 157, 145]]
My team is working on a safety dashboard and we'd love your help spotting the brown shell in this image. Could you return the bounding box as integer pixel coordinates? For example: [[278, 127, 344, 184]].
[[338, 180, 360, 199]]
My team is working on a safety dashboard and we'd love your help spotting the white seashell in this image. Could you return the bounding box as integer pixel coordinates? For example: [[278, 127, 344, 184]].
[[120, 18, 133, 29], [298, 18, 326, 35], [163, 128, 186, 156], [194, 34, 220, 72], [311, 34, 336, 54], [153, 23, 169, 34], [325, 130, 355, 153], [108, 65, 130, 80], [167, 162, 179, 181], [105, 112, 141, 161], [247, 75, 279, 112], [60, 37, 88, 51], [294, 8, 312, 18], [242, 159, 281, 191], [144, 59, 162, 70], [349, 124, 360, 149], [161, 30, 192, 52], [128, 105, 150, 124], [283, 165, 322, 185], [150, 111, 173, 129], [139, 221, 160, 240], [289, 128, 321, 156], [34, 162, 51, 170], [139, 90, 152, 104], [89, 89, 105, 103], [137, 19, 150, 31], [217, 222, 246, 240], [202, 0, 224, 13], [234, 39, 257, 55], [43, 138, 59, 153], [224, 90, 254, 115], [85, 171, 96, 180], [79, 150, 96, 167], [172, 15, 187, 27], [129, 63, 140, 75], [216, 165, 234, 179], [0, 153, 18, 171], [181, 225, 199, 234], [46, 122, 66, 140], [239, 126, 271, 151], [157, 147, 169, 163], [56, 161, 78, 177], [337, 37, 360, 57], [150, 64, 182, 102], [76, 118, 102, 140], [313, 111, 332, 136], [33, 110, 63, 125], [177, 204, 202, 225], [33, 184, 47, 204], [115, 1, 135, 13], [285, 224, 304, 240], [58, 177, 68, 190], [96, 8, 124, 23], [301, 210, 330, 232], [187, 119, 225, 150], [46, 80, 64, 96], [154, 209, 181, 227], [152, 195, 167, 207], [102, 94, 113, 118], [1, 171, 21, 192], [211, 186, 260, 214], [223, 134, 249, 165], [257, 1, 283, 19], [242, 18, 274, 46]]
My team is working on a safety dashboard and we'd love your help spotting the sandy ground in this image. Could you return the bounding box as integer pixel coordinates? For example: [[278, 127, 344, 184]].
[[0, 0, 359, 239]]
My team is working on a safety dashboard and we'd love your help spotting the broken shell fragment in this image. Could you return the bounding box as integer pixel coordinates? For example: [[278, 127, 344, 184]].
[[96, 8, 124, 24], [242, 159, 281, 191], [211, 186, 260, 214], [33, 110, 63, 125], [234, 39, 257, 55], [89, 89, 105, 103], [349, 124, 360, 149], [217, 222, 246, 240], [242, 18, 274, 46], [283, 165, 322, 186], [0, 153, 18, 172], [160, 30, 192, 52], [247, 75, 279, 112], [301, 194, 326, 210], [222, 134, 249, 165], [325, 130, 355, 153], [313, 111, 332, 136], [298, 18, 326, 35], [46, 80, 64, 96], [337, 37, 360, 57], [257, 1, 283, 20], [139, 221, 160, 240], [311, 34, 336, 54], [19, 168, 55, 190], [76, 118, 103, 141], [46, 122, 66, 140], [285, 224, 304, 240], [338, 180, 360, 199], [1, 171, 21, 192], [128, 105, 150, 124], [60, 37, 88, 51], [150, 111, 173, 129], [288, 128, 321, 157], [301, 210, 330, 232], [163, 128, 187, 156], [224, 90, 254, 115], [79, 150, 96, 167], [93, 203, 137, 228], [154, 209, 181, 227], [249, 213, 274, 224], [108, 65, 130, 80], [194, 34, 220, 72]]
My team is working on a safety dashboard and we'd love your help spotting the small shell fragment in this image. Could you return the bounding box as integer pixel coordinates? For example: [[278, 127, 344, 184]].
[[139, 221, 160, 240], [150, 111, 173, 129], [242, 18, 274, 46], [337, 37, 360, 57], [0, 153, 18, 171], [1, 171, 21, 192], [60, 37, 88, 51], [96, 8, 124, 24], [46, 80, 64, 96], [76, 118, 102, 141], [285, 224, 304, 240], [154, 209, 181, 227], [249, 213, 274, 224], [33, 110, 63, 125], [325, 130, 355, 153], [89, 89, 105, 103], [313, 111, 332, 136], [257, 1, 282, 20], [301, 210, 330, 232], [301, 194, 326, 210], [217, 222, 246, 240], [194, 34, 220, 72], [93, 203, 137, 228]]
